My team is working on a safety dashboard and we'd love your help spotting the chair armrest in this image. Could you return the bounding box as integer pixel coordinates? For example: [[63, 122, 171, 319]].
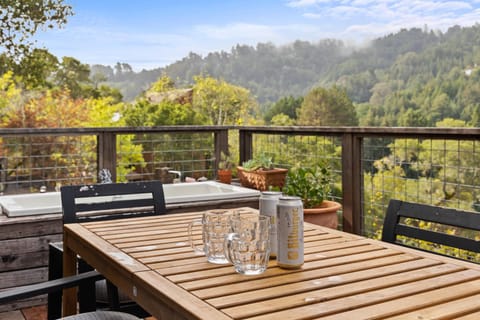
[[0, 270, 103, 304]]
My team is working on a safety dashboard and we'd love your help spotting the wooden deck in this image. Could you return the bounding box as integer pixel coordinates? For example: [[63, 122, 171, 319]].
[[0, 305, 47, 320]]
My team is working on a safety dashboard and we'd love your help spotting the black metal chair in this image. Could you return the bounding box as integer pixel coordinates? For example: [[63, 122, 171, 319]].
[[382, 199, 480, 261], [0, 271, 141, 320], [49, 180, 167, 319]]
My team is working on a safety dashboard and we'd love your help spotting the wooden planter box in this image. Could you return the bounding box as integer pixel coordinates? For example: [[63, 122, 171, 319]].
[[237, 166, 288, 191]]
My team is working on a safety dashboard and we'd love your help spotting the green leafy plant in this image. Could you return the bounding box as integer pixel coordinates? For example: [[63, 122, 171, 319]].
[[218, 151, 233, 170], [283, 164, 332, 208], [241, 153, 274, 171]]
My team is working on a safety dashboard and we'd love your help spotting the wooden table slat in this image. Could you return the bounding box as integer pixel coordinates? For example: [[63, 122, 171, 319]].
[[166, 247, 402, 283], [383, 293, 480, 320], [242, 277, 480, 320], [315, 278, 480, 320], [222, 269, 480, 319], [206, 261, 460, 309], [191, 255, 433, 299], [454, 310, 480, 320]]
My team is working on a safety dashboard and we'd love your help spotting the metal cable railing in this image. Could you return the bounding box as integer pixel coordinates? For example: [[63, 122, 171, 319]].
[[1, 126, 480, 238]]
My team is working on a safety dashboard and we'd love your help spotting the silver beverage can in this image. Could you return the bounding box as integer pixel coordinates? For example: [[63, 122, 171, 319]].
[[259, 191, 282, 257], [276, 196, 304, 269]]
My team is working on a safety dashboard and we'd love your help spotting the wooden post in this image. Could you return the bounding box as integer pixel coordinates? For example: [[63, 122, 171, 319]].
[[341, 133, 363, 234], [214, 129, 229, 169], [98, 131, 117, 182], [239, 130, 253, 165]]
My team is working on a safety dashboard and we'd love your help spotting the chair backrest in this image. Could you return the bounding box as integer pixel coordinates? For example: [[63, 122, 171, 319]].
[[382, 199, 480, 258], [61, 181, 167, 224]]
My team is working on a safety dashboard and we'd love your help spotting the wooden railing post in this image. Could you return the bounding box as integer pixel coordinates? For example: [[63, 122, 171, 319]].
[[341, 133, 363, 234], [239, 129, 253, 165], [98, 131, 117, 182], [214, 129, 229, 169]]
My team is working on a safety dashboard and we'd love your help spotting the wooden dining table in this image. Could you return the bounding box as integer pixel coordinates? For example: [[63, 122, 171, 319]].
[[62, 208, 480, 319]]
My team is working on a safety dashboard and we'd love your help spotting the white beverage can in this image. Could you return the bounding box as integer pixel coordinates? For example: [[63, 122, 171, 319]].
[[259, 191, 282, 257], [277, 196, 304, 269]]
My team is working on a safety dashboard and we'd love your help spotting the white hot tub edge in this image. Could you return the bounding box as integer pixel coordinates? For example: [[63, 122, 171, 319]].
[[0, 181, 261, 217]]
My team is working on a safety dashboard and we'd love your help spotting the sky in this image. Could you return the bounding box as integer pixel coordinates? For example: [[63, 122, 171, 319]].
[[34, 0, 480, 71]]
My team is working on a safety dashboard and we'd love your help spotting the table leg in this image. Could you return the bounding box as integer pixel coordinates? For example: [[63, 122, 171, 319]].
[[62, 232, 78, 316]]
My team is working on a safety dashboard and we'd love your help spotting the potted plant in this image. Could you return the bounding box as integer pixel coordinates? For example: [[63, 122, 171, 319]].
[[237, 153, 288, 191], [217, 151, 233, 184], [283, 165, 341, 229]]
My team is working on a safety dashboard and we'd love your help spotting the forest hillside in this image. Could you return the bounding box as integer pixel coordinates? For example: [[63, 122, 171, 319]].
[[92, 24, 480, 127]]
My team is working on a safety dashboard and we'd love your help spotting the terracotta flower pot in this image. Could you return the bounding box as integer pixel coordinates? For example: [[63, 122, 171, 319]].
[[217, 169, 232, 184], [304, 200, 341, 229]]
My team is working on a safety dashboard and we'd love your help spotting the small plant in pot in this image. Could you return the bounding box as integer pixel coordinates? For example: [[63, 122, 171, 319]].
[[237, 153, 288, 191], [217, 151, 233, 184], [283, 164, 341, 229]]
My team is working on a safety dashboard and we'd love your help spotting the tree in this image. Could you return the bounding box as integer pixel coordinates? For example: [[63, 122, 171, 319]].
[[0, 0, 73, 58], [270, 113, 295, 126], [192, 76, 258, 125], [124, 99, 204, 127], [398, 108, 428, 127], [149, 75, 175, 92], [0, 71, 22, 123], [264, 95, 303, 124], [16, 48, 59, 88], [1, 88, 88, 128], [54, 57, 91, 98], [297, 86, 358, 126]]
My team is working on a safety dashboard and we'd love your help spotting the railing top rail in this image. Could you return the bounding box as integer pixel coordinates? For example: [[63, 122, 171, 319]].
[[0, 125, 478, 139], [237, 126, 480, 139], [0, 126, 233, 136]]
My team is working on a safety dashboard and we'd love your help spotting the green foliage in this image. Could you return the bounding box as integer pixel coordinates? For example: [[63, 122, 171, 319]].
[[0, 71, 22, 122], [242, 153, 274, 171], [0, 0, 73, 58], [264, 95, 302, 124], [124, 98, 204, 127], [14, 49, 59, 88], [192, 76, 258, 125], [297, 86, 358, 126], [218, 151, 233, 170], [150, 75, 175, 92], [54, 57, 91, 98], [270, 113, 295, 126], [283, 165, 332, 208]]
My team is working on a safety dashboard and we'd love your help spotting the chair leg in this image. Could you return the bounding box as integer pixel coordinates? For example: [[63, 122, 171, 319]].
[[47, 243, 63, 320], [78, 259, 97, 313], [106, 280, 121, 311]]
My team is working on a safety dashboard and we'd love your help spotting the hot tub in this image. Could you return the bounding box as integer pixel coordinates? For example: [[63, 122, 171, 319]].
[[0, 181, 261, 217]]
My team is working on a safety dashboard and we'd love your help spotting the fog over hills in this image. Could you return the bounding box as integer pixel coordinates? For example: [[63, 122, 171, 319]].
[[91, 24, 480, 126]]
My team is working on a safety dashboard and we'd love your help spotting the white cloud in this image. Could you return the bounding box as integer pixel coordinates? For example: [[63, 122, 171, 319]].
[[303, 12, 323, 18], [286, 0, 331, 8], [195, 23, 280, 41], [288, 0, 480, 42], [194, 22, 322, 45]]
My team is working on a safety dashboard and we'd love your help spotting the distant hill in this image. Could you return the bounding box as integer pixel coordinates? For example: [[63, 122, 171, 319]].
[[91, 24, 480, 127]]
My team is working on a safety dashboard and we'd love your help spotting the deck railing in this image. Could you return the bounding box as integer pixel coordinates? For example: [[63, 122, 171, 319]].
[[1, 125, 479, 238]]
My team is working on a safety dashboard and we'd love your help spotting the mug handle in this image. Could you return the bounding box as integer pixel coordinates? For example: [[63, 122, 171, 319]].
[[188, 219, 205, 255], [224, 232, 238, 264]]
